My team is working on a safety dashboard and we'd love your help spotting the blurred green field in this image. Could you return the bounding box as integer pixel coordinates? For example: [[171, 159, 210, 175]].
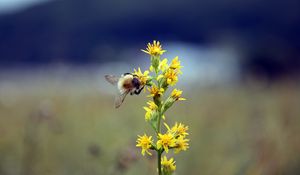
[[0, 78, 300, 175]]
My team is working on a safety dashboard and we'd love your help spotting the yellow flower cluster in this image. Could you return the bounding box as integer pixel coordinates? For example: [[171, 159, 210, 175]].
[[168, 122, 189, 137], [157, 133, 176, 153], [161, 156, 176, 173], [164, 122, 189, 153], [141, 40, 166, 56], [135, 41, 189, 175], [148, 85, 164, 97], [136, 122, 190, 155], [156, 56, 183, 87], [143, 101, 158, 121], [136, 134, 153, 156], [171, 89, 186, 101]]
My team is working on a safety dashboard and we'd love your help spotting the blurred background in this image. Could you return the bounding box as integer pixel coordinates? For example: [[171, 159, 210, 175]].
[[0, 0, 300, 174]]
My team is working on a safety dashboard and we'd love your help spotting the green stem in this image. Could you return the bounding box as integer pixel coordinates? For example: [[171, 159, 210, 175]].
[[153, 64, 162, 133], [152, 56, 163, 175], [157, 110, 161, 133], [158, 150, 162, 175], [157, 106, 162, 175]]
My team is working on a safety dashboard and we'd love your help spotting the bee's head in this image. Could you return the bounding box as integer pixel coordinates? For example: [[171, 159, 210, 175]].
[[132, 77, 141, 89]]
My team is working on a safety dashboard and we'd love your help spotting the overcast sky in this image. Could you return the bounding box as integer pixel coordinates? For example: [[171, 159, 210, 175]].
[[0, 0, 50, 14]]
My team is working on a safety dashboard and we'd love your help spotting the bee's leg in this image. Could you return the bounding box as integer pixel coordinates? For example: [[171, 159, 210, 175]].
[[130, 91, 134, 95], [134, 86, 144, 95]]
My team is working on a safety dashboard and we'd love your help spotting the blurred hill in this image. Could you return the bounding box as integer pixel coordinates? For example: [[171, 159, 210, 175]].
[[0, 0, 299, 79]]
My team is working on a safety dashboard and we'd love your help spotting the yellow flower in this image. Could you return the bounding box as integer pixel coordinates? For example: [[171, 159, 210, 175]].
[[164, 69, 178, 86], [143, 101, 158, 121], [171, 122, 189, 137], [171, 89, 186, 101], [133, 67, 149, 85], [144, 109, 152, 121], [147, 101, 158, 110], [141, 40, 166, 56], [159, 58, 169, 71], [157, 133, 176, 153], [174, 136, 189, 153], [169, 56, 183, 73], [136, 134, 153, 156], [147, 85, 164, 97], [161, 156, 176, 172]]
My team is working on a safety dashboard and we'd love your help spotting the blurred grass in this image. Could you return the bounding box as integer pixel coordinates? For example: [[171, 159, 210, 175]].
[[0, 78, 300, 175]]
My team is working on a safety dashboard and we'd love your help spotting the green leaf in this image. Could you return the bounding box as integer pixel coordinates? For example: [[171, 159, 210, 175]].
[[149, 111, 159, 132], [161, 97, 175, 114]]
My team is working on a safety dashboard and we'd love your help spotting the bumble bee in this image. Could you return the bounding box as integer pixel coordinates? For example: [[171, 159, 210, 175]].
[[105, 73, 144, 108]]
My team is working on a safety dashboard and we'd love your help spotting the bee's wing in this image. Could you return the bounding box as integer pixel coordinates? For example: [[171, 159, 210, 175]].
[[115, 90, 129, 108], [105, 75, 119, 85]]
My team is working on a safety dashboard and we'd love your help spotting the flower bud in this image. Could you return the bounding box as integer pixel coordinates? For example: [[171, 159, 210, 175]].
[[151, 56, 160, 72]]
